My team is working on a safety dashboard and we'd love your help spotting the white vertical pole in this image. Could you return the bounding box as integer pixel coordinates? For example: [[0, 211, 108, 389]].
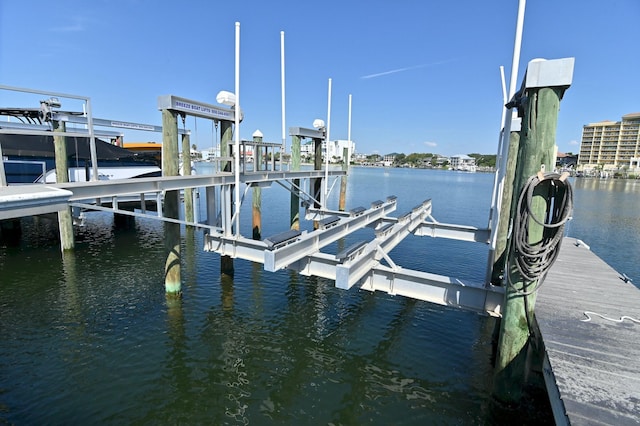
[[488, 0, 526, 252], [324, 78, 332, 207], [488, 65, 508, 226], [347, 94, 352, 159], [85, 98, 99, 181], [280, 31, 286, 155], [0, 143, 6, 186], [234, 21, 241, 236]]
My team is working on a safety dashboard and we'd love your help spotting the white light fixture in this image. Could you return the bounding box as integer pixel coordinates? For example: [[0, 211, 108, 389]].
[[216, 90, 236, 106], [312, 118, 325, 129]]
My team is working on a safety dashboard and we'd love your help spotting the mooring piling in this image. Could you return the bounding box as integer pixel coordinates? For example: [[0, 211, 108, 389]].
[[312, 136, 323, 228], [290, 134, 301, 230], [181, 131, 194, 224], [162, 109, 181, 296], [338, 146, 349, 211], [490, 121, 520, 284], [252, 130, 263, 240], [53, 120, 74, 251], [493, 58, 574, 403], [219, 120, 234, 276]]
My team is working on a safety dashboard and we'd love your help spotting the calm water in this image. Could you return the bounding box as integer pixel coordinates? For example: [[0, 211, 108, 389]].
[[0, 167, 637, 424]]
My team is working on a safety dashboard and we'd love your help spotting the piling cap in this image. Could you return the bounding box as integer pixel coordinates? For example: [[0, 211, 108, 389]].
[[525, 57, 575, 89]]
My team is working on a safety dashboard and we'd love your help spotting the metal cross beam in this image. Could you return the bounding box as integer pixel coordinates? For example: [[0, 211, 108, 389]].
[[204, 196, 398, 271], [303, 199, 433, 290], [413, 220, 491, 243], [285, 199, 504, 316]]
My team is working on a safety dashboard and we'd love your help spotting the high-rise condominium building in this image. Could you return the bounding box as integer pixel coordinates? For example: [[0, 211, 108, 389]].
[[578, 112, 640, 172]]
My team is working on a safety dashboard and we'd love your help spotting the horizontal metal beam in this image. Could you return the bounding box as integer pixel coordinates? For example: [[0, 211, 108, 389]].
[[50, 170, 345, 201], [0, 185, 72, 220], [413, 220, 491, 243], [0, 127, 93, 138], [157, 95, 236, 122], [0, 120, 121, 138], [55, 174, 233, 200], [204, 234, 268, 263], [69, 201, 218, 231], [50, 114, 190, 135], [289, 126, 325, 139], [242, 170, 345, 184], [359, 265, 503, 317]]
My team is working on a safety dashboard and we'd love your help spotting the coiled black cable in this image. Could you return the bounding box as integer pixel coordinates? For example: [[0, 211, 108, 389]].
[[508, 172, 573, 295]]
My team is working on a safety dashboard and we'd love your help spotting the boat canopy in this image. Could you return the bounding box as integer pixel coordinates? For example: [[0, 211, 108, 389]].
[[0, 133, 140, 160]]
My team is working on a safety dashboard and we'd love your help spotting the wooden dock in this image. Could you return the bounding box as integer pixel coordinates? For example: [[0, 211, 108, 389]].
[[536, 237, 640, 425]]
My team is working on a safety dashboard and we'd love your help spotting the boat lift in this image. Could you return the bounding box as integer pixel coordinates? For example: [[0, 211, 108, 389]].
[[0, 87, 504, 318], [204, 192, 503, 316]]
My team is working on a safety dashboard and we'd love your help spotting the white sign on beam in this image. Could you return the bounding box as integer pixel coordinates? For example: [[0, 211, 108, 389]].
[[157, 95, 236, 121]]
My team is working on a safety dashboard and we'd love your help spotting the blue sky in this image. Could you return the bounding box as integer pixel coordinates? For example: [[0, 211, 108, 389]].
[[1, 0, 639, 157]]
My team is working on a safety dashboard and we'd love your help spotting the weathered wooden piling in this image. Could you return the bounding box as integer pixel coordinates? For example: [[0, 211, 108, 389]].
[[181, 132, 194, 224], [490, 127, 520, 284], [493, 82, 569, 403], [162, 109, 181, 296], [252, 130, 263, 240], [290, 135, 300, 230], [53, 120, 74, 251], [220, 121, 232, 173], [338, 147, 349, 211], [312, 137, 323, 229], [219, 120, 234, 276]]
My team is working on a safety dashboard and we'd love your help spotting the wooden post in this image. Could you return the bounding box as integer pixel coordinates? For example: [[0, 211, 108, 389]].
[[312, 137, 323, 229], [252, 131, 263, 240], [162, 109, 181, 296], [220, 121, 232, 172], [338, 146, 349, 211], [490, 129, 520, 284], [181, 132, 194, 225], [219, 120, 234, 276], [53, 120, 74, 251], [290, 135, 301, 230], [493, 86, 565, 403]]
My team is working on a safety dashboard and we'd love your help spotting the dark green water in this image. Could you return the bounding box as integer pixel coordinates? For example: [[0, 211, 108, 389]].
[[3, 168, 635, 424]]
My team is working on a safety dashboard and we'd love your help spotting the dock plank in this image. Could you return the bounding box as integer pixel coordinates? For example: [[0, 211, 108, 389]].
[[536, 237, 640, 425]]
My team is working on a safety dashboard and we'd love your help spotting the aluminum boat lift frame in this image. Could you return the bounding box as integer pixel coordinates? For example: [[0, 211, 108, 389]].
[[0, 85, 504, 317], [203, 189, 503, 317], [42, 167, 504, 317]]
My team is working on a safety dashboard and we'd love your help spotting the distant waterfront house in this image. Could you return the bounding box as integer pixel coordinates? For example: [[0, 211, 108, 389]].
[[354, 152, 367, 163], [326, 139, 355, 163], [383, 154, 396, 163], [301, 141, 314, 158], [556, 152, 578, 169], [450, 154, 476, 171], [578, 112, 640, 173], [432, 155, 449, 167]]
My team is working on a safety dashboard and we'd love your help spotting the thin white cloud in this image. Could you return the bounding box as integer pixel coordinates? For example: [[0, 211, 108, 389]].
[[361, 59, 459, 80], [50, 17, 86, 32], [424, 141, 437, 147], [569, 140, 579, 145]]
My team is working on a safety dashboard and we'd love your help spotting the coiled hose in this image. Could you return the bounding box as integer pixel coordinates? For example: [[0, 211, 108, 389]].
[[508, 172, 573, 295]]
